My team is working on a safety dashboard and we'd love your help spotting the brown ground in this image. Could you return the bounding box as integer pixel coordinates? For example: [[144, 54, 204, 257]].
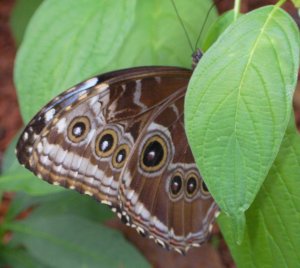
[[0, 1, 299, 267], [0, 0, 21, 167]]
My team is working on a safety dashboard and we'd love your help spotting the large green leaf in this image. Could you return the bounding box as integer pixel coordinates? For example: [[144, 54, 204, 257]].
[[15, 0, 217, 123], [10, 0, 43, 45], [185, 5, 299, 239], [2, 192, 115, 268], [8, 215, 148, 268], [219, 116, 300, 267]]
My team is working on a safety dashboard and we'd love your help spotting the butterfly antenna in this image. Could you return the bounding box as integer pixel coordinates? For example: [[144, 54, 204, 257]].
[[194, 1, 217, 51], [171, 0, 194, 54]]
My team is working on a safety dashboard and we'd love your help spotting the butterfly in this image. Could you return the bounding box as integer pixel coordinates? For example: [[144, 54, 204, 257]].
[[16, 63, 219, 254]]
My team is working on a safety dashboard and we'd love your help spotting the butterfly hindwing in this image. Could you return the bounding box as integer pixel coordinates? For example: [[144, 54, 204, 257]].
[[118, 90, 218, 253]]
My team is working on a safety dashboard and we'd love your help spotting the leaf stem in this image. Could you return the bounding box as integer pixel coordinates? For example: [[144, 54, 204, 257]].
[[275, 0, 287, 7], [234, 0, 241, 21]]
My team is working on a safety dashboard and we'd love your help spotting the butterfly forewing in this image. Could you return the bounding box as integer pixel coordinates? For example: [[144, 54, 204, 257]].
[[16, 66, 218, 253]]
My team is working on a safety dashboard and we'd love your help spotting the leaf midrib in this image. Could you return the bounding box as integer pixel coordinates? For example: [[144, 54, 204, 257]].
[[233, 5, 280, 136]]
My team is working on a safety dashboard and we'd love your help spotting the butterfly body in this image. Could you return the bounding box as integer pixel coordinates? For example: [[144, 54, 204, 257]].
[[16, 66, 218, 254]]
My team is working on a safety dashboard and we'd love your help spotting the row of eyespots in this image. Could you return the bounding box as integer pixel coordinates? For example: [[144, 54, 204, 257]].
[[67, 116, 170, 173], [67, 116, 129, 169], [169, 172, 210, 199]]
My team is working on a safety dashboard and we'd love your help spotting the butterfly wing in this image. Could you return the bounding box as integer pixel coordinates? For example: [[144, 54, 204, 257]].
[[16, 66, 192, 210], [118, 89, 218, 253]]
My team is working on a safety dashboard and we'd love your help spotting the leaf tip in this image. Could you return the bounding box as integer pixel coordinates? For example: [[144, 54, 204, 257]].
[[231, 211, 246, 245]]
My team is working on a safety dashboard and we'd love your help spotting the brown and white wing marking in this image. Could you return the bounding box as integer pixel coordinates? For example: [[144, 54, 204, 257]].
[[16, 76, 122, 206], [16, 66, 192, 210], [119, 90, 218, 254]]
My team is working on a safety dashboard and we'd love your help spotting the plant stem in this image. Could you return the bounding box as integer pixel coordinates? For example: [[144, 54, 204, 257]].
[[234, 0, 241, 21], [275, 0, 287, 7]]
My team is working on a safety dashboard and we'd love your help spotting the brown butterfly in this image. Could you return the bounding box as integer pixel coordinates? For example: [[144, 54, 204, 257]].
[[16, 64, 219, 254]]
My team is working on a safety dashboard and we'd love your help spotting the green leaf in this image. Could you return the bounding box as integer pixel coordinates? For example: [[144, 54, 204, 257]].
[[291, 0, 300, 8], [219, 116, 300, 267], [185, 5, 300, 239], [0, 134, 59, 196], [10, 0, 43, 45], [4, 191, 113, 223], [1, 134, 19, 173], [0, 247, 49, 268], [15, 0, 217, 123], [202, 10, 238, 51], [0, 167, 62, 195], [9, 215, 149, 268]]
